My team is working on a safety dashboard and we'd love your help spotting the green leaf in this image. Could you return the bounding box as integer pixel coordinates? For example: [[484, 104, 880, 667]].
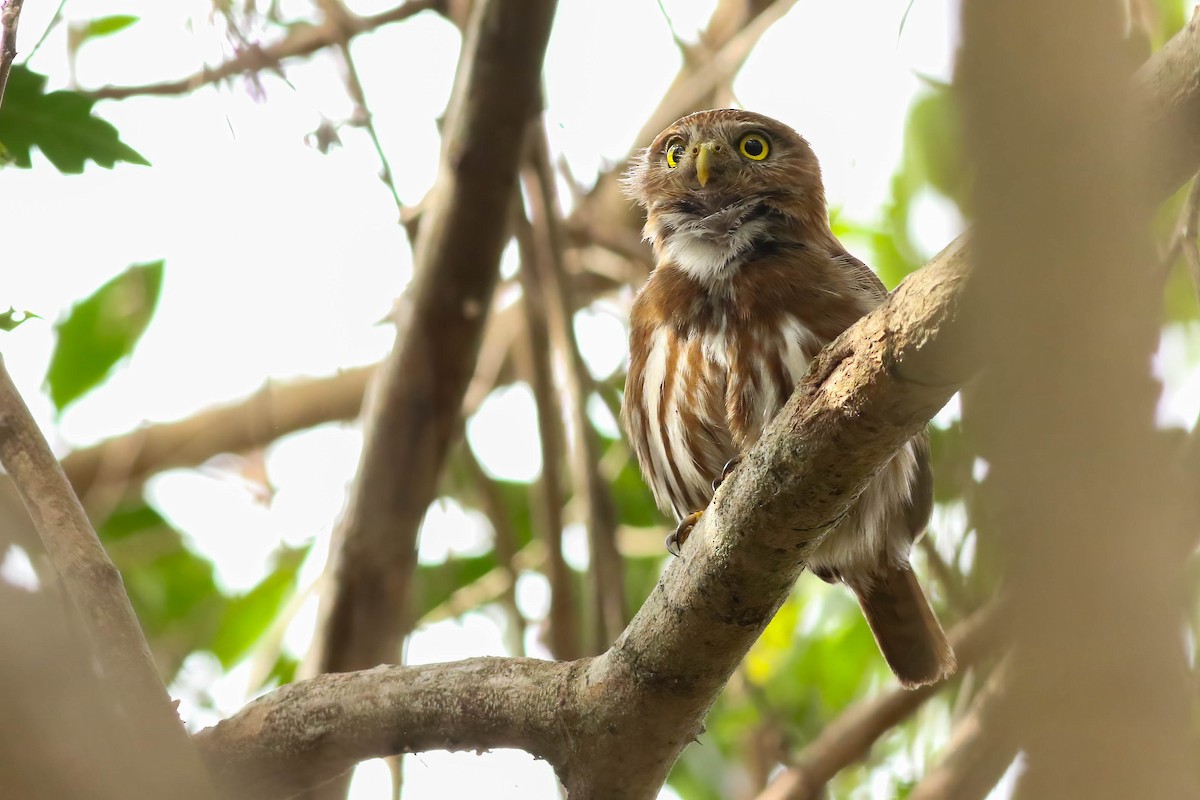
[[45, 260, 164, 411], [98, 503, 225, 680], [0, 66, 149, 173], [74, 15, 139, 43], [0, 307, 40, 331], [210, 546, 309, 669]]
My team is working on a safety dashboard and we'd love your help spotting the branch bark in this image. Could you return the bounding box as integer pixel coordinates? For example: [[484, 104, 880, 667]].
[[195, 657, 571, 800], [0, 0, 24, 108], [0, 359, 215, 800]]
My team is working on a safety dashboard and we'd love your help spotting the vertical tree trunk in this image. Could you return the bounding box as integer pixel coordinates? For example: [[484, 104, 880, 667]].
[[959, 3, 1198, 797]]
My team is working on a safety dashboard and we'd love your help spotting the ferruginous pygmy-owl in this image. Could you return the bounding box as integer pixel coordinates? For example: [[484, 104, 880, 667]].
[[621, 109, 954, 688]]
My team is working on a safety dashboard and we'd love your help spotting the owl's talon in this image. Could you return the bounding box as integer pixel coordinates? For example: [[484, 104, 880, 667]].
[[711, 455, 744, 493], [666, 511, 703, 556]]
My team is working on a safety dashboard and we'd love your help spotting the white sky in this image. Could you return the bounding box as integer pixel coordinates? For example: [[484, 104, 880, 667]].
[[3, 1, 1199, 798]]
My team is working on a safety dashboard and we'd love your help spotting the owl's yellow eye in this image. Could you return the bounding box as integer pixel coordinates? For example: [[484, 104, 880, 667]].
[[665, 139, 686, 169], [739, 133, 769, 161]]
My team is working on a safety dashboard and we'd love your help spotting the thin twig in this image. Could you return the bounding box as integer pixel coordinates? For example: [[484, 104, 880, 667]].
[[0, 357, 216, 798], [513, 207, 579, 660], [523, 121, 627, 651], [458, 441, 529, 656], [82, 0, 441, 100], [23, 0, 60, 61], [0, 0, 26, 107], [317, 0, 406, 216]]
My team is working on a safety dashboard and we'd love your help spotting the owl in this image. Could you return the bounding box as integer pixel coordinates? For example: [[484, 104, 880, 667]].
[[621, 109, 954, 688]]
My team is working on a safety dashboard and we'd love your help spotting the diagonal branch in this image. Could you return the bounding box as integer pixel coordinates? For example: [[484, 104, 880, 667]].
[[0, 358, 216, 799]]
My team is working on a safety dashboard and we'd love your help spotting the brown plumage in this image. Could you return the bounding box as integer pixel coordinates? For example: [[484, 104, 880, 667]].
[[621, 109, 954, 688]]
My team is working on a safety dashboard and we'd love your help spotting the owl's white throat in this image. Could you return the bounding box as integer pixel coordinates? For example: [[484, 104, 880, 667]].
[[650, 199, 770, 286]]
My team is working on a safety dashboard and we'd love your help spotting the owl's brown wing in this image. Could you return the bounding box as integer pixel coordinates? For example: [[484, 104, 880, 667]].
[[831, 250, 889, 303]]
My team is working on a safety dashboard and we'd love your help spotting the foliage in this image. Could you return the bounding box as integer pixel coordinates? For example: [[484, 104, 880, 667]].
[[45, 260, 163, 412], [0, 66, 148, 173]]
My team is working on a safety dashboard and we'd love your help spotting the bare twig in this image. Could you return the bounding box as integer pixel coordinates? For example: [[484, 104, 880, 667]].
[[514, 209, 580, 660], [0, 0, 26, 107], [82, 0, 442, 100], [0, 358, 215, 799], [755, 605, 1001, 800], [458, 441, 529, 655], [522, 123, 626, 651]]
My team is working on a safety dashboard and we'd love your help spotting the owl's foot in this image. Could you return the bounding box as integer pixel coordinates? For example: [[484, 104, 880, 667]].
[[666, 511, 703, 557], [711, 455, 744, 493]]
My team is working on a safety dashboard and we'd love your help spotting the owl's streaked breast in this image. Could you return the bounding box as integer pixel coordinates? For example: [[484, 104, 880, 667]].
[[624, 283, 820, 519]]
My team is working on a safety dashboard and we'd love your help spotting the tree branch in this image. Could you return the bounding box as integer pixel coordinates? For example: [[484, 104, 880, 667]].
[[0, 0, 24, 108], [82, 0, 443, 101], [60, 366, 374, 499], [514, 207, 580, 661], [192, 12, 1200, 799], [0, 358, 215, 799], [311, 0, 559, 676], [194, 657, 573, 800], [522, 124, 627, 651], [907, 659, 1018, 800]]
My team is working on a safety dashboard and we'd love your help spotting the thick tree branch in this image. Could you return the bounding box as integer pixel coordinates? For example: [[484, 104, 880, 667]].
[[0, 358, 215, 799], [194, 657, 572, 800], [194, 12, 1200, 800], [959, 2, 1196, 798], [311, 0, 559, 674], [82, 0, 443, 101]]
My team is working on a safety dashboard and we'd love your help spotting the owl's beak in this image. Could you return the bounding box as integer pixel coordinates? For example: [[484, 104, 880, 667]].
[[695, 142, 714, 187]]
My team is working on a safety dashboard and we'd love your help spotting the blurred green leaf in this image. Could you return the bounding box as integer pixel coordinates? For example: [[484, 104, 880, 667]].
[[98, 503, 224, 680], [261, 652, 300, 690], [45, 260, 163, 411], [73, 14, 140, 44], [906, 82, 970, 209], [0, 66, 149, 173], [413, 552, 499, 620], [210, 546, 308, 669], [0, 307, 40, 331]]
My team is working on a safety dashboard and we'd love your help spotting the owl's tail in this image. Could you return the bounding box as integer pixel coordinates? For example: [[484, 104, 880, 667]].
[[852, 565, 956, 689]]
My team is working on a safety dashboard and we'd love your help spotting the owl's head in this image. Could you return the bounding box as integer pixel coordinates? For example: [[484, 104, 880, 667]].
[[623, 109, 831, 283], [623, 109, 825, 214]]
